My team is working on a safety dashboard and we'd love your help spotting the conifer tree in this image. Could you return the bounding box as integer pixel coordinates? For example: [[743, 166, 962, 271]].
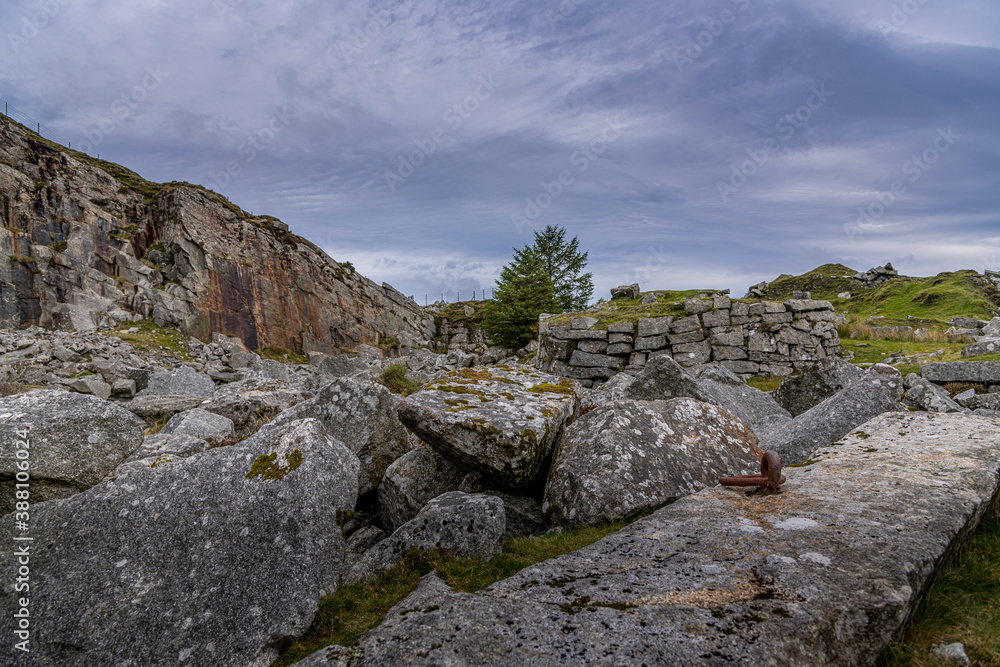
[[482, 248, 558, 349], [530, 225, 593, 312]]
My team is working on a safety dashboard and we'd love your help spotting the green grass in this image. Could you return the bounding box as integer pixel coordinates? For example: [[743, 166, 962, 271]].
[[435, 300, 488, 325], [546, 289, 716, 329], [273, 513, 649, 666], [746, 375, 786, 392], [757, 263, 860, 302], [840, 338, 1000, 369], [843, 271, 1000, 322], [112, 319, 193, 360], [257, 346, 309, 364], [880, 499, 1000, 667], [757, 264, 1000, 322], [378, 363, 421, 396]]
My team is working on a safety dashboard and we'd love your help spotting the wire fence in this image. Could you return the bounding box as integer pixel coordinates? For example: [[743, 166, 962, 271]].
[[0, 99, 79, 153], [410, 289, 495, 306]]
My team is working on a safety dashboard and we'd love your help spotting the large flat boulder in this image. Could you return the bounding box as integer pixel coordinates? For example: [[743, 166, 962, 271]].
[[200, 376, 312, 429], [270, 375, 410, 495], [125, 394, 206, 420], [903, 373, 965, 413], [345, 491, 505, 585], [0, 418, 359, 667], [772, 356, 863, 417], [292, 412, 1000, 667], [623, 355, 717, 403], [109, 433, 211, 478], [760, 364, 904, 464], [378, 444, 470, 533], [399, 366, 580, 489], [696, 364, 791, 429], [921, 360, 1000, 384], [137, 365, 216, 397], [160, 407, 234, 441], [0, 390, 144, 514], [543, 398, 762, 526]]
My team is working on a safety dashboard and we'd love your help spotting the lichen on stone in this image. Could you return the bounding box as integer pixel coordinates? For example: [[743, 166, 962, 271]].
[[527, 381, 575, 395], [245, 449, 303, 481]]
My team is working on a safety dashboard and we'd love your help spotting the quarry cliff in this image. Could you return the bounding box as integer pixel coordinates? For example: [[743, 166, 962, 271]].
[[0, 116, 433, 354]]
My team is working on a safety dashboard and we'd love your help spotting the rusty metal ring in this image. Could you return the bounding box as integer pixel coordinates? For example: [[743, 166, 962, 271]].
[[719, 450, 786, 494]]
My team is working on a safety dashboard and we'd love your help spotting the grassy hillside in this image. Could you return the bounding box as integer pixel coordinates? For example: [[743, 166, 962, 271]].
[[757, 265, 1000, 324]]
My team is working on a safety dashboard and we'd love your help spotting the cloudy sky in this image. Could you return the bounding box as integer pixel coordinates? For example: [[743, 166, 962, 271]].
[[3, 0, 999, 301]]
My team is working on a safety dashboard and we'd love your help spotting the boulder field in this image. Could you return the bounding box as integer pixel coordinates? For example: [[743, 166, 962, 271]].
[[1, 324, 998, 666], [292, 412, 1000, 667]]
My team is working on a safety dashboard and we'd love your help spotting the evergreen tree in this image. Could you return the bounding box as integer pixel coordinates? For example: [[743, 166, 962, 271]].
[[530, 225, 593, 312], [482, 248, 558, 349]]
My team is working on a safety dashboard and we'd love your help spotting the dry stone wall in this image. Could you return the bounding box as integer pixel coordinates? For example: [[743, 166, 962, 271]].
[[537, 295, 842, 385]]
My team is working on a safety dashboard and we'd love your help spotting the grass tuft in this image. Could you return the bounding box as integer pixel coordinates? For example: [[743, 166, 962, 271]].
[[745, 375, 786, 392], [378, 363, 421, 396], [257, 346, 309, 365], [112, 319, 193, 360], [879, 499, 1000, 666], [273, 513, 649, 665]]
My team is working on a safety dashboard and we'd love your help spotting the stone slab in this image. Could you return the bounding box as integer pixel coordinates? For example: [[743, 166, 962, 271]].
[[296, 412, 1000, 667], [922, 361, 1000, 384]]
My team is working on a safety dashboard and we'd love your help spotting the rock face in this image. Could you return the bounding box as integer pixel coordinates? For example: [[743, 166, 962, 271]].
[[696, 364, 791, 429], [345, 492, 505, 585], [270, 375, 410, 494], [378, 445, 470, 533], [160, 407, 234, 441], [903, 374, 965, 413], [543, 398, 762, 525], [0, 418, 359, 667], [0, 116, 432, 353], [772, 356, 864, 417], [399, 366, 580, 489], [760, 364, 905, 464], [110, 432, 212, 478], [200, 374, 312, 429], [623, 355, 718, 403], [922, 361, 1000, 384], [139, 366, 216, 397], [0, 390, 144, 514], [293, 412, 1000, 667]]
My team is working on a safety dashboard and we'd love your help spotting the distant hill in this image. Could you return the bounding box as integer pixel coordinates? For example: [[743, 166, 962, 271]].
[[756, 264, 1000, 322]]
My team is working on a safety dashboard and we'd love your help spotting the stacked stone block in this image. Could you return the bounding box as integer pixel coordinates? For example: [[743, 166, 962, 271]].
[[538, 297, 842, 386]]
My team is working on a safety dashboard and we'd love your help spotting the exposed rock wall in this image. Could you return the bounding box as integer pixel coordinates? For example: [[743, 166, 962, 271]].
[[537, 296, 843, 385], [0, 116, 434, 353]]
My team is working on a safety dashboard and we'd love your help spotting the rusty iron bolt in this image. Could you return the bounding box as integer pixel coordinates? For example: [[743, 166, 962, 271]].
[[719, 450, 786, 495]]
